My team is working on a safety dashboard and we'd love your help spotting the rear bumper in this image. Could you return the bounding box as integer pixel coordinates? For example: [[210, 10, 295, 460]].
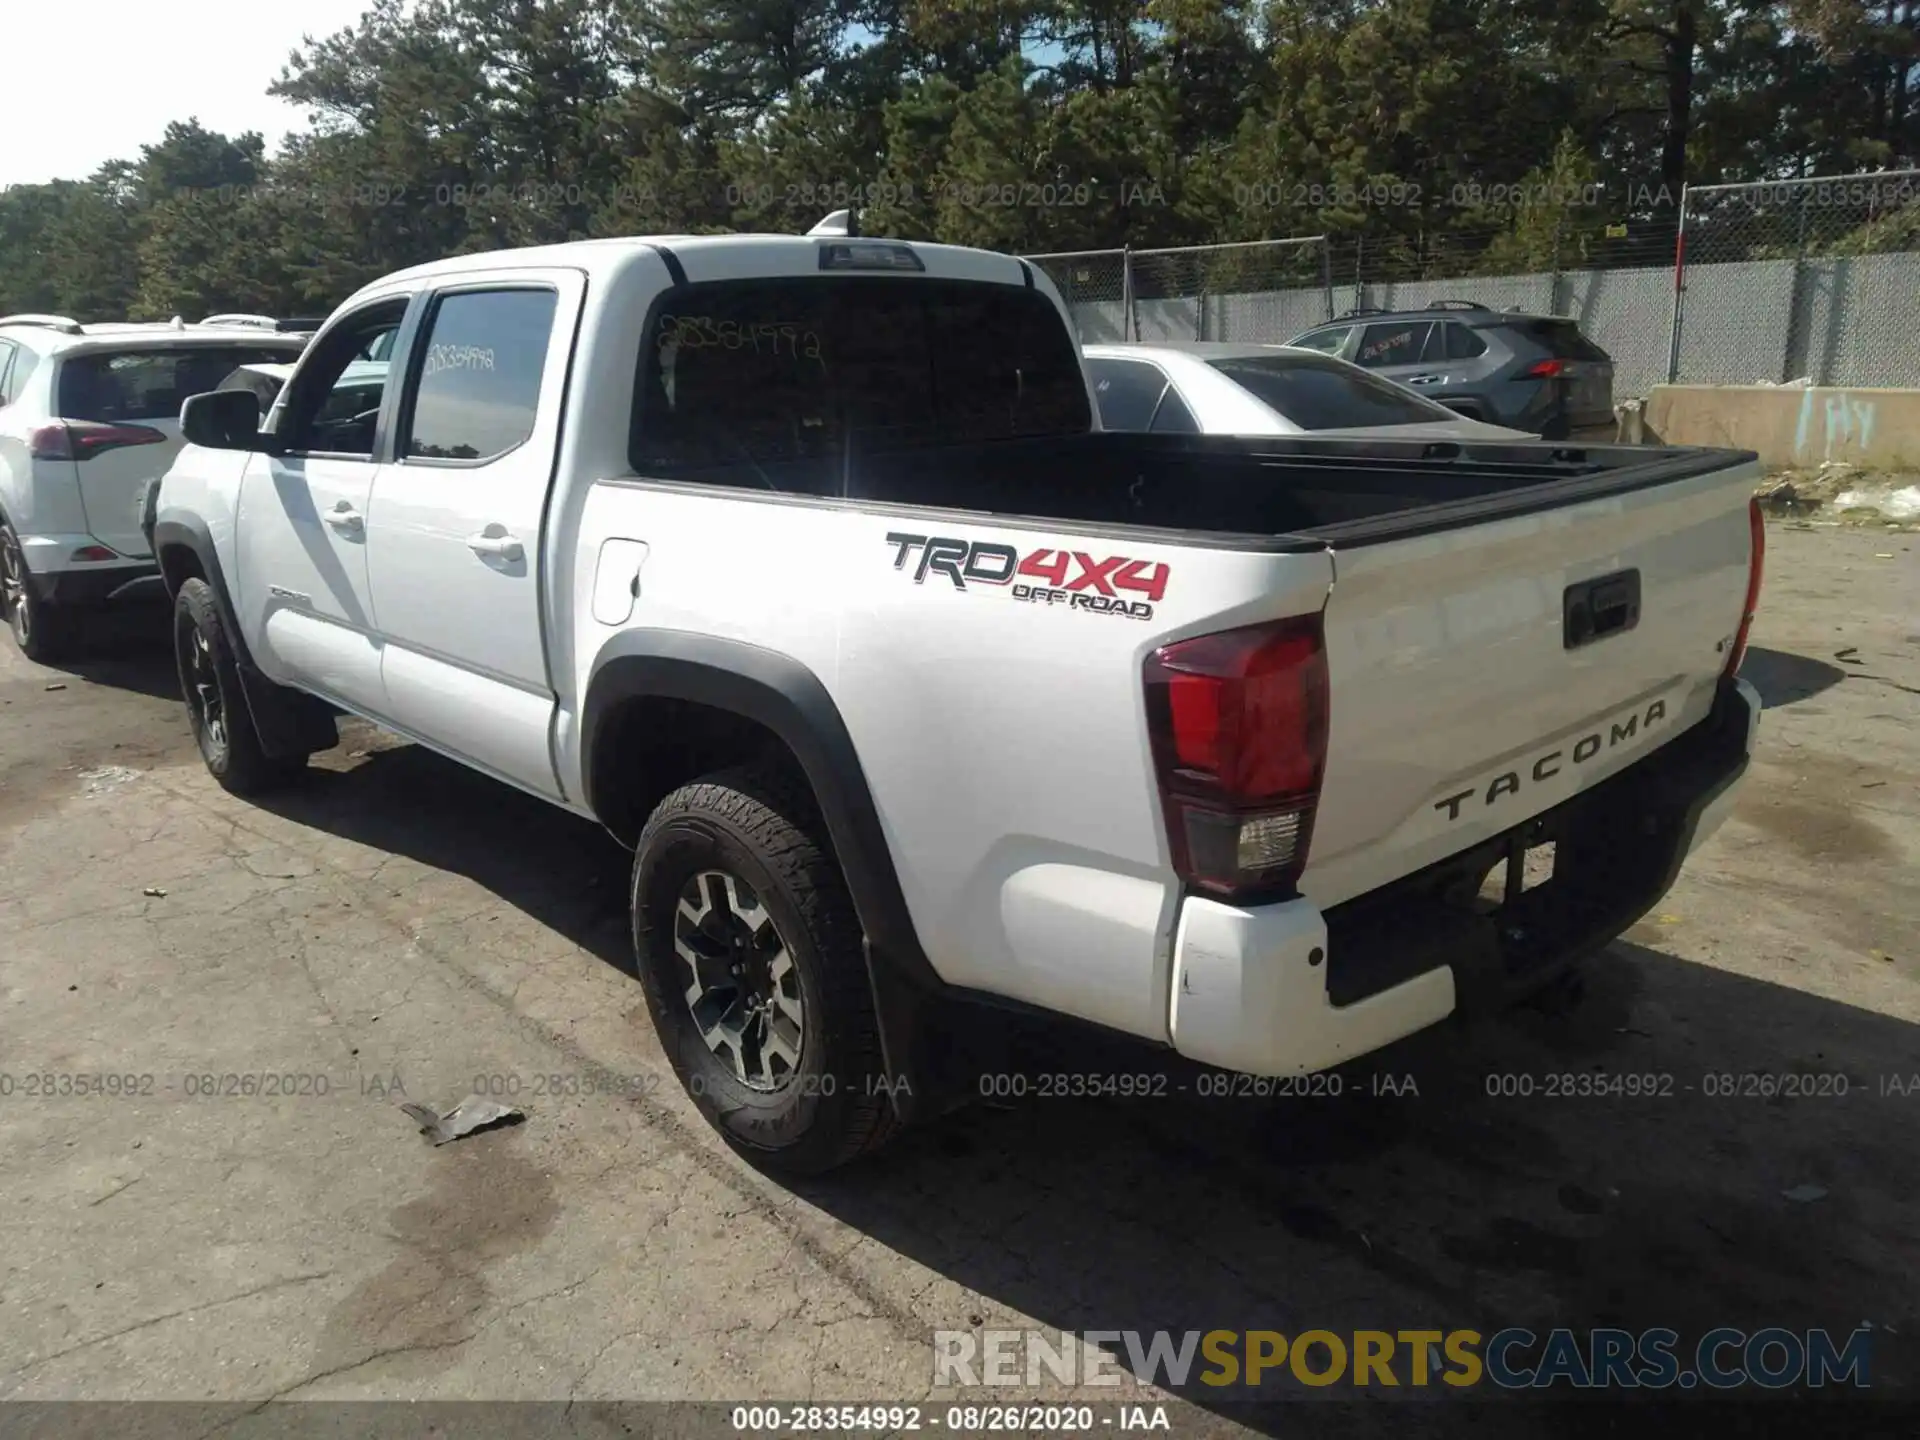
[[20, 534, 162, 605], [1515, 378, 1614, 437], [1167, 676, 1759, 1075]]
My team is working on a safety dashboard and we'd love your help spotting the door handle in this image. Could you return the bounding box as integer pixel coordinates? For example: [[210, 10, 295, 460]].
[[323, 503, 363, 534], [467, 529, 524, 562], [1405, 374, 1446, 385]]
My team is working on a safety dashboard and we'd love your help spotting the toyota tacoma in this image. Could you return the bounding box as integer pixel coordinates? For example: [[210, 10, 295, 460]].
[[148, 231, 1767, 1173]]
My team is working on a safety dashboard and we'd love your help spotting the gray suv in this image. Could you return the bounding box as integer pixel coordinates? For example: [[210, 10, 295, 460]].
[[1286, 301, 1614, 438]]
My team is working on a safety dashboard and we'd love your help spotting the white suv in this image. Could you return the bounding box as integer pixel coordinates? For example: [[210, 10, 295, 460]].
[[0, 315, 310, 660]]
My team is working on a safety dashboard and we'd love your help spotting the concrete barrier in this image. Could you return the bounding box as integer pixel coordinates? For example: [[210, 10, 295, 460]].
[[1644, 384, 1920, 469]]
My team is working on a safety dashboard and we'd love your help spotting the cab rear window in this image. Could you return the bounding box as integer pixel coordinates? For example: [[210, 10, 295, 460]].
[[630, 277, 1090, 478], [57, 346, 295, 423]]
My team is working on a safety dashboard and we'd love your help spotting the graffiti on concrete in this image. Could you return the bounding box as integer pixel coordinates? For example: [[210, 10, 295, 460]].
[[1794, 388, 1878, 463]]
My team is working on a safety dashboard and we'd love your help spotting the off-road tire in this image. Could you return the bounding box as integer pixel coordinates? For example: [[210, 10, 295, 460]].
[[632, 768, 902, 1174], [173, 578, 307, 795]]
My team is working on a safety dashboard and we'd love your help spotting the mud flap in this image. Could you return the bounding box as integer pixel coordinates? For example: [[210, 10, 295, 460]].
[[862, 939, 988, 1128], [238, 664, 340, 760]]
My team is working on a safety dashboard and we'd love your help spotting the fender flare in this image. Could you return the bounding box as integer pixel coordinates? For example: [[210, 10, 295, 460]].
[[582, 631, 960, 1118], [582, 630, 939, 992], [151, 517, 252, 661], [149, 516, 337, 759]]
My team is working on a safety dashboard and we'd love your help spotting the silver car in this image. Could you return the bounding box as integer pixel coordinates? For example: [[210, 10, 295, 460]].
[[1083, 342, 1533, 440]]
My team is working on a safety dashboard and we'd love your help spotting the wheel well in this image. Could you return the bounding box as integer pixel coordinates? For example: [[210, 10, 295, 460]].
[[157, 542, 205, 598], [589, 696, 814, 848]]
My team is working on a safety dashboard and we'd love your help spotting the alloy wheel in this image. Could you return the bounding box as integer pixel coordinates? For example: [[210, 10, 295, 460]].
[[1, 534, 28, 648], [185, 627, 228, 756], [672, 869, 805, 1091]]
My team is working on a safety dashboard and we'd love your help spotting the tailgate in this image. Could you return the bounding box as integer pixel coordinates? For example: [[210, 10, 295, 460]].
[[76, 420, 182, 558], [56, 340, 300, 560], [1302, 457, 1759, 909]]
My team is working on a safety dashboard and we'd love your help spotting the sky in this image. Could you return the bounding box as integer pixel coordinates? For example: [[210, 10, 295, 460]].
[[1, 0, 376, 188]]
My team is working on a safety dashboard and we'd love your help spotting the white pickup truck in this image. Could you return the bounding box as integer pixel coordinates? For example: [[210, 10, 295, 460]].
[[150, 232, 1766, 1173]]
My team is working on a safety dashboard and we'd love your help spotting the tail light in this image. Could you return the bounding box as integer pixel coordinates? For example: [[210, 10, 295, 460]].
[[1143, 614, 1329, 901], [29, 421, 167, 462], [1524, 359, 1568, 379], [1723, 496, 1766, 679]]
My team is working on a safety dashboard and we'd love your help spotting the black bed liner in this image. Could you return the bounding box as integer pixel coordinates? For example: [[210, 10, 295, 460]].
[[622, 433, 1759, 551]]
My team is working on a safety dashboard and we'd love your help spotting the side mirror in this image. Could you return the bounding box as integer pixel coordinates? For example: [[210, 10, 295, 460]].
[[180, 389, 264, 451]]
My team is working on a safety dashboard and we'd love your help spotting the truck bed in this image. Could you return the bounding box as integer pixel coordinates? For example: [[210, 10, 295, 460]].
[[657, 432, 1758, 548], [605, 429, 1759, 922]]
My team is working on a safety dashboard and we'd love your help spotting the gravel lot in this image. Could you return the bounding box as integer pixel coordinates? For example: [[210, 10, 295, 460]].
[[1, 523, 1914, 1433]]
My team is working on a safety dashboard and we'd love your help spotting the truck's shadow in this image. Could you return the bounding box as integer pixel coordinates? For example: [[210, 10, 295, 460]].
[[261, 735, 639, 971], [256, 739, 1916, 1435], [1739, 646, 1847, 708]]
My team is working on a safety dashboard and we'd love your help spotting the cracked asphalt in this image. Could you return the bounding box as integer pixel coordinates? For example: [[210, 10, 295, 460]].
[[0, 524, 1915, 1434]]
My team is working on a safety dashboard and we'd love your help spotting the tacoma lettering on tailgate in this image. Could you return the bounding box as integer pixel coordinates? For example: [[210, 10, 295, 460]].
[[885, 532, 1168, 621], [1432, 698, 1671, 821]]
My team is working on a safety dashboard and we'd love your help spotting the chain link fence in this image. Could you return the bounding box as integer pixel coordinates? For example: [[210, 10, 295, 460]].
[[1030, 168, 1920, 398], [1022, 249, 1130, 340], [1671, 168, 1920, 386], [1029, 227, 1681, 396], [1025, 238, 1331, 345], [1128, 238, 1332, 342], [1325, 223, 1677, 300]]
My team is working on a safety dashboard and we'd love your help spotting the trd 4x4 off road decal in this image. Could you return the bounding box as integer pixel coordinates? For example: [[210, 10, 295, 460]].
[[885, 533, 1168, 621]]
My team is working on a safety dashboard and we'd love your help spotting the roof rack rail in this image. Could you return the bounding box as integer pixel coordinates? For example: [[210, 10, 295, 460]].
[[200, 313, 280, 330], [0, 313, 84, 334], [275, 317, 326, 333], [1425, 299, 1491, 311]]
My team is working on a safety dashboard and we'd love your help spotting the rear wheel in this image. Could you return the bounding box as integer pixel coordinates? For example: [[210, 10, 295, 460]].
[[631, 769, 900, 1174], [173, 578, 307, 794], [1, 524, 75, 664]]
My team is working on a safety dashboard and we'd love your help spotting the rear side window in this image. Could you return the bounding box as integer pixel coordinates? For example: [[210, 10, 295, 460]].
[[1208, 355, 1456, 430], [403, 288, 558, 461], [1443, 323, 1488, 359], [0, 341, 16, 405], [57, 346, 293, 423], [1087, 357, 1172, 430], [9, 346, 41, 401], [1515, 319, 1609, 362], [631, 277, 1090, 477], [1355, 322, 1432, 368], [1288, 326, 1350, 355]]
